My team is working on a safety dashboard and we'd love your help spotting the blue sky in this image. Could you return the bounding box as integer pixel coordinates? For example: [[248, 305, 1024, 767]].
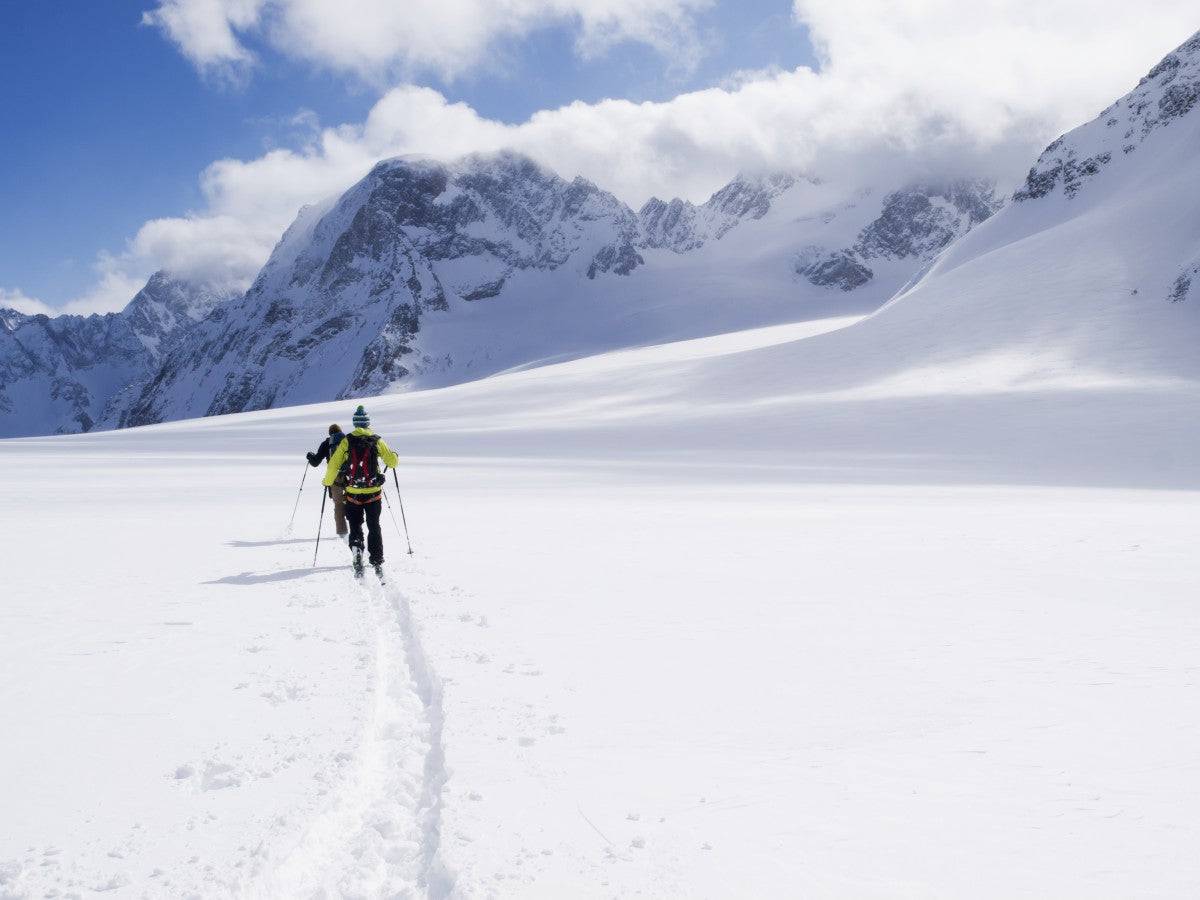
[[0, 1, 815, 309]]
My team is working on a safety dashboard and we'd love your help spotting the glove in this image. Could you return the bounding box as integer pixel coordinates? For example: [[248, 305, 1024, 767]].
[[306, 452, 318, 465]]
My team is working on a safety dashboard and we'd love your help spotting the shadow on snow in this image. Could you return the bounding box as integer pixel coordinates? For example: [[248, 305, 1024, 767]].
[[206, 566, 345, 585]]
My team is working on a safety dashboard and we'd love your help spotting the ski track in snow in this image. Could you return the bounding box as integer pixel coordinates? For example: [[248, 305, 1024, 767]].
[[260, 575, 453, 898], [378, 577, 453, 897]]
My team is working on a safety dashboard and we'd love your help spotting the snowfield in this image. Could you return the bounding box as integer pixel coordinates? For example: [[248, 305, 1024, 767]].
[[6, 31, 1200, 896], [3, 313, 1200, 898]]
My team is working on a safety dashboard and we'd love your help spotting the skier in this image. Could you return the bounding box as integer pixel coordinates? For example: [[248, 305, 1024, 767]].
[[323, 406, 399, 577], [306, 424, 348, 539]]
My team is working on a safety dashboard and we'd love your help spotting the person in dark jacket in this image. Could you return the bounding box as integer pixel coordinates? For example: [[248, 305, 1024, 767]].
[[307, 424, 347, 538]]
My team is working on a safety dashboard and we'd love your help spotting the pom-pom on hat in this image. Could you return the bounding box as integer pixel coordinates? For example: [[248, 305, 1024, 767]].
[[352, 405, 370, 428]]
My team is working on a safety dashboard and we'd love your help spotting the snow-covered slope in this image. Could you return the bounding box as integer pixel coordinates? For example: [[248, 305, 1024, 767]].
[[3, 312, 1199, 897], [114, 153, 999, 428], [0, 273, 238, 437], [630, 29, 1200, 413]]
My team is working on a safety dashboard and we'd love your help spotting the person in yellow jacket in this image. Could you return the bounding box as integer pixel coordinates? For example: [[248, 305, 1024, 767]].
[[323, 405, 399, 575]]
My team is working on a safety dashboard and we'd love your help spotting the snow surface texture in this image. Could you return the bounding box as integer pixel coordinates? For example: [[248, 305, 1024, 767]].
[[2, 307, 1199, 897]]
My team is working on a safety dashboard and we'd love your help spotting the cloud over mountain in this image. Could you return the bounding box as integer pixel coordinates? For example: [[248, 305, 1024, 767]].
[[66, 1, 1200, 309]]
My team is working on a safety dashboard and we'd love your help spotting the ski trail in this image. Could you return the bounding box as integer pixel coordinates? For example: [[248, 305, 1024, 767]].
[[381, 579, 454, 897], [257, 574, 453, 897]]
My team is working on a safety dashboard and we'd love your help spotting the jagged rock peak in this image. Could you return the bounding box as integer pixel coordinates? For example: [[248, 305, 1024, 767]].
[[639, 170, 813, 252], [856, 180, 1001, 260], [1016, 30, 1200, 201], [0, 308, 31, 332], [310, 150, 644, 285], [122, 271, 241, 358], [706, 171, 800, 221]]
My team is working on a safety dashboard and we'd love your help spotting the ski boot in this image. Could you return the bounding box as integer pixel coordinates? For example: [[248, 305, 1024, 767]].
[[351, 546, 365, 578]]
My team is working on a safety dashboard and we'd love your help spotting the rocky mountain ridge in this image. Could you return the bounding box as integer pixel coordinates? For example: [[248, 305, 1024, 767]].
[[0, 274, 238, 436], [1015, 33, 1200, 203]]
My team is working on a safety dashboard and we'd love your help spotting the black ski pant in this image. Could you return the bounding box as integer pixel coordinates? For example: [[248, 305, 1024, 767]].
[[346, 495, 384, 565]]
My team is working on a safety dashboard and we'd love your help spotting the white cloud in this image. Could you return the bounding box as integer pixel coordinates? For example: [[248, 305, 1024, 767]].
[[143, 0, 261, 73], [144, 0, 712, 82], [84, 1, 1200, 303], [0, 288, 55, 317], [58, 256, 150, 316]]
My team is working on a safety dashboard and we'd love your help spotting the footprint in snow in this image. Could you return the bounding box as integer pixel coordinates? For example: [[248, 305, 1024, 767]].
[[93, 873, 131, 892], [201, 762, 242, 791]]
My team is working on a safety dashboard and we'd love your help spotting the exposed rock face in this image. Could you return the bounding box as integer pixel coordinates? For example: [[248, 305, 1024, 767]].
[[794, 248, 875, 292], [1170, 272, 1193, 302], [857, 181, 999, 259], [0, 274, 238, 437], [793, 181, 1002, 291], [639, 173, 803, 252], [1016, 32, 1200, 202], [123, 272, 236, 356], [705, 173, 798, 234], [1170, 257, 1199, 303], [638, 197, 705, 253]]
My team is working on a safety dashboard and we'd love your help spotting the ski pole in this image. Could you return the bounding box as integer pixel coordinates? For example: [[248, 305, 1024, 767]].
[[392, 469, 414, 555], [287, 463, 309, 532], [313, 487, 327, 567], [381, 490, 406, 548]]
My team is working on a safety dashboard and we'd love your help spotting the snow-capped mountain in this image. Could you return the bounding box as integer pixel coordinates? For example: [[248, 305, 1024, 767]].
[[690, 29, 1200, 400], [123, 271, 235, 357], [1010, 30, 1200, 309], [793, 180, 998, 291], [112, 153, 999, 428], [0, 273, 238, 437], [639, 172, 802, 251]]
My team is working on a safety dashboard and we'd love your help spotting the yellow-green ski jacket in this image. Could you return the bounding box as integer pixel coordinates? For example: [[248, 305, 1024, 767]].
[[323, 427, 399, 495]]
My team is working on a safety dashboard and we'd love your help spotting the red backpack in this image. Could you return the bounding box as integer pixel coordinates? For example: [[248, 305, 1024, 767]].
[[342, 433, 386, 489]]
